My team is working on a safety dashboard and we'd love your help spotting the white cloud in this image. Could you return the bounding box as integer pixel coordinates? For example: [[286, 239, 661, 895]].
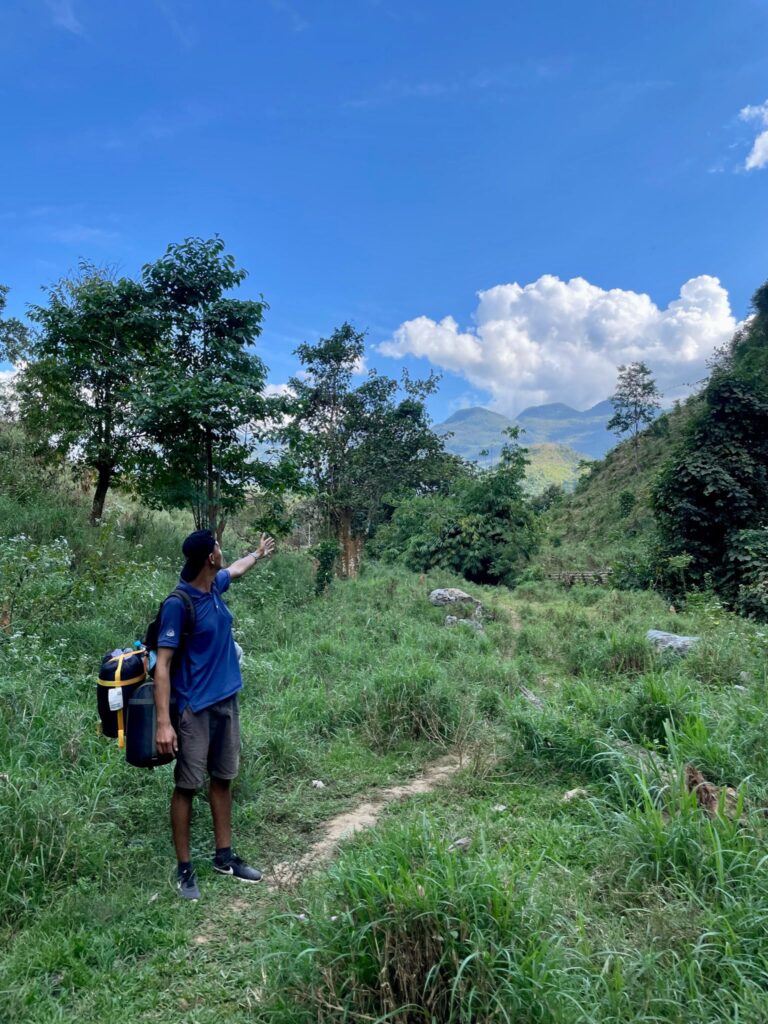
[[45, 0, 83, 34], [378, 274, 737, 414], [740, 100, 768, 170], [263, 382, 295, 398]]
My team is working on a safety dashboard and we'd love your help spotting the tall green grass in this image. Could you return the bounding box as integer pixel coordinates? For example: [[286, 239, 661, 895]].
[[5, 445, 768, 1022]]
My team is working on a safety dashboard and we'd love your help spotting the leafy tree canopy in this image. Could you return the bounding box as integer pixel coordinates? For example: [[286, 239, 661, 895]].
[[135, 237, 289, 534], [0, 284, 28, 366], [608, 361, 661, 467], [283, 322, 455, 574], [12, 267, 161, 523]]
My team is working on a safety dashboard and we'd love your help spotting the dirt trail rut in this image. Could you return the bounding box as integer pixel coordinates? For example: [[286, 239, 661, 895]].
[[268, 754, 463, 888]]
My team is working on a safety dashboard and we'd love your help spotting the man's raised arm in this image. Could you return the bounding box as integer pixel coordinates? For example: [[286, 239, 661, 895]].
[[227, 533, 275, 580]]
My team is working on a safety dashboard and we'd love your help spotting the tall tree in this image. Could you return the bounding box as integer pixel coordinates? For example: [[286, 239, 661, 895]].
[[283, 322, 451, 576], [608, 361, 661, 467], [10, 268, 160, 523], [137, 237, 282, 535]]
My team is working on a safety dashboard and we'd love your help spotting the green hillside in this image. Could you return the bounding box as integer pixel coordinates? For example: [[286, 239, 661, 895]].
[[537, 399, 698, 571], [3, 282, 766, 1024], [524, 441, 587, 494]]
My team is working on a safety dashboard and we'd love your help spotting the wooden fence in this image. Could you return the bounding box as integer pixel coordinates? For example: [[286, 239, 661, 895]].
[[546, 568, 613, 588]]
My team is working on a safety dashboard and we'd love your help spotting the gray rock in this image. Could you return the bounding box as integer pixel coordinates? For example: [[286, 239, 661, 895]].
[[646, 629, 700, 655], [445, 615, 483, 632], [519, 685, 544, 709], [429, 588, 480, 607], [448, 836, 472, 853]]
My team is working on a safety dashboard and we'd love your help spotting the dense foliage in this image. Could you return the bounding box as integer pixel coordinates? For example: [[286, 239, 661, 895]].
[[654, 282, 768, 615], [372, 428, 540, 585]]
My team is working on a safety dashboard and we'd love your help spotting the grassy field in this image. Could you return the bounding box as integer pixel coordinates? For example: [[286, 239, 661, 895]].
[[3, 444, 768, 1022]]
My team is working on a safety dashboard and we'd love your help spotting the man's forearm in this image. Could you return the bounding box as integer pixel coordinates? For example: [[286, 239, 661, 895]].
[[154, 666, 172, 725], [227, 551, 262, 580]]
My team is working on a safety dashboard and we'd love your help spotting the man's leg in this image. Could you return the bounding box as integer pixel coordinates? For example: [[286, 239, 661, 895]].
[[171, 786, 194, 862], [209, 776, 232, 851], [208, 697, 261, 882], [173, 706, 208, 900]]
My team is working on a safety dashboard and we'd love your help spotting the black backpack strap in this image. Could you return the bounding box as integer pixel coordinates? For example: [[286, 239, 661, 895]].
[[166, 588, 196, 651], [169, 587, 196, 639]]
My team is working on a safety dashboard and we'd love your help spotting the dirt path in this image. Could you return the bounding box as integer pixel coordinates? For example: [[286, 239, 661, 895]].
[[190, 753, 465, 950], [268, 753, 463, 888]]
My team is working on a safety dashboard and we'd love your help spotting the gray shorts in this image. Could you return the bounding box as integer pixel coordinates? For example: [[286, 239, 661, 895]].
[[175, 694, 241, 790]]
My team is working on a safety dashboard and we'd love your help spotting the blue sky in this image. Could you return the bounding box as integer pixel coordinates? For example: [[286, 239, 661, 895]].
[[2, 0, 767, 419]]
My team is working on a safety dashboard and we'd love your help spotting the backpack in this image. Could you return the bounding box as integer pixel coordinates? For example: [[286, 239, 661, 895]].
[[97, 588, 196, 766], [143, 587, 196, 676]]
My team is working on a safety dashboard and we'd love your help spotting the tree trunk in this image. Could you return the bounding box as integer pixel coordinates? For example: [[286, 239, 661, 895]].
[[205, 428, 217, 531], [90, 464, 112, 525], [337, 509, 363, 578]]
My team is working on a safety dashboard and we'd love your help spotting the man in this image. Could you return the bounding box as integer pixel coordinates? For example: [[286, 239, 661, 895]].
[[155, 528, 275, 901]]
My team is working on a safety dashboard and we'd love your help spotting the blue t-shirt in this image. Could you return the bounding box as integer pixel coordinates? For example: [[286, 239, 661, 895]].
[[157, 569, 242, 714]]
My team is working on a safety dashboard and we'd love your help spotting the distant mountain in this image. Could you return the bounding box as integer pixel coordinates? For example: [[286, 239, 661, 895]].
[[515, 400, 615, 459], [434, 406, 596, 494], [436, 402, 616, 461], [435, 408, 516, 465]]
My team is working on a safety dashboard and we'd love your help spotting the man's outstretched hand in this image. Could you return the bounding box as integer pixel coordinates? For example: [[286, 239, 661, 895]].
[[256, 533, 276, 559], [228, 535, 276, 579]]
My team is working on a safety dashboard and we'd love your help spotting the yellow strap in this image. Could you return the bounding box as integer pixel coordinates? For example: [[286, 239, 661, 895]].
[[117, 708, 124, 749], [98, 672, 146, 687], [97, 649, 147, 687]]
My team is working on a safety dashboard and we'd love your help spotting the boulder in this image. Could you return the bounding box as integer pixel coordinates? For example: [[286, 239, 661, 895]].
[[646, 629, 700, 655], [429, 588, 479, 607]]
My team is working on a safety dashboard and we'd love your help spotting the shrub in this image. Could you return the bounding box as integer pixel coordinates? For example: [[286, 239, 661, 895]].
[[618, 490, 635, 519], [371, 431, 540, 586], [312, 539, 339, 595], [361, 667, 460, 750], [612, 673, 694, 747]]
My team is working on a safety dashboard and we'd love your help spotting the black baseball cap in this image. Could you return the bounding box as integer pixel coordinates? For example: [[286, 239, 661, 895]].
[[181, 529, 216, 581]]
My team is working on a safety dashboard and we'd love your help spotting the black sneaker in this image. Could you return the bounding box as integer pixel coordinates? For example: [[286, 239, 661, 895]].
[[176, 866, 201, 901], [213, 853, 263, 883]]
